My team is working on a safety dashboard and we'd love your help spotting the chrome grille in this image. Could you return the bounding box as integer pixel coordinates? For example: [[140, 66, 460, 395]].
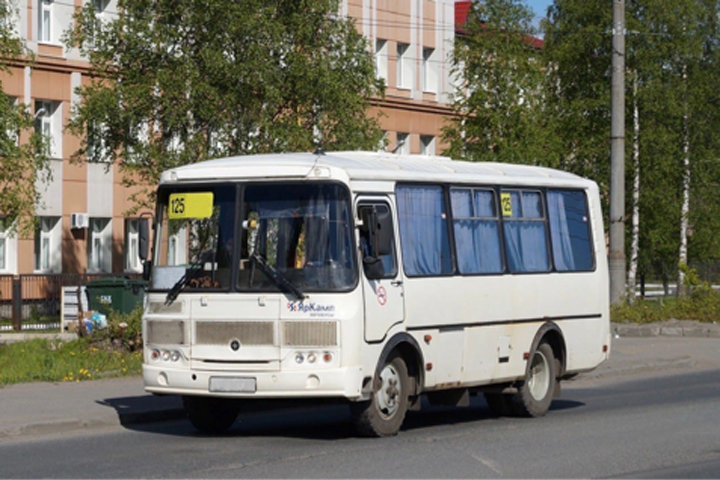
[[282, 321, 338, 347], [195, 321, 275, 346], [147, 320, 185, 345], [147, 301, 183, 314]]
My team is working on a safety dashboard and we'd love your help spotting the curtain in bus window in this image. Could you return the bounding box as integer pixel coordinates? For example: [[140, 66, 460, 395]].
[[503, 190, 549, 273], [547, 190, 593, 271], [451, 189, 502, 274], [397, 185, 452, 276], [504, 222, 549, 272]]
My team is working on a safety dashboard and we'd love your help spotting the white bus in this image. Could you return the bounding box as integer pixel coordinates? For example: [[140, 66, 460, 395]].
[[139, 151, 610, 437]]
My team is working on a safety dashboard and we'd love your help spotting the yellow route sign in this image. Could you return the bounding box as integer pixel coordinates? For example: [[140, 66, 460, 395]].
[[500, 192, 513, 217], [168, 192, 214, 219]]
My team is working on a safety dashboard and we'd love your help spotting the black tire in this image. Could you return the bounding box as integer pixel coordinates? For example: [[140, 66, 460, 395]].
[[351, 354, 410, 437], [182, 395, 239, 434], [509, 342, 557, 417], [484, 393, 513, 416]]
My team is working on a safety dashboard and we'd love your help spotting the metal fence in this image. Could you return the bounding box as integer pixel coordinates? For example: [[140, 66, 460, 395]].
[[0, 273, 141, 332]]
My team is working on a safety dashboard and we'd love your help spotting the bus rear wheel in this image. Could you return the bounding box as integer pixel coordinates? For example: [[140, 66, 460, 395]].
[[351, 354, 410, 437], [510, 342, 557, 417], [182, 395, 239, 434]]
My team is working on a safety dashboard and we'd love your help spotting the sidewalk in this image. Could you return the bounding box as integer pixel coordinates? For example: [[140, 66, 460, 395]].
[[0, 323, 719, 441]]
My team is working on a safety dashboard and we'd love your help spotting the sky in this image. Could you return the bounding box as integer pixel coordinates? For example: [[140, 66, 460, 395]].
[[524, 0, 553, 31]]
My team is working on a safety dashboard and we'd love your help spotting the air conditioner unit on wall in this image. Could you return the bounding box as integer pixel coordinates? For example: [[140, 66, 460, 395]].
[[71, 213, 89, 229]]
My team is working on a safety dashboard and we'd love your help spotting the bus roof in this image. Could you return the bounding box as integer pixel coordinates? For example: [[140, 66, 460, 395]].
[[160, 151, 593, 188]]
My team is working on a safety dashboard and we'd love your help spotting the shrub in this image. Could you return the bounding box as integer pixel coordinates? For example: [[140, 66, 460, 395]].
[[90, 305, 144, 353]]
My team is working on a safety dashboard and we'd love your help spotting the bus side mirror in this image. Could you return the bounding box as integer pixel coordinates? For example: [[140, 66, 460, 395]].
[[139, 217, 152, 281], [139, 218, 150, 262], [375, 208, 393, 257], [363, 256, 385, 280]]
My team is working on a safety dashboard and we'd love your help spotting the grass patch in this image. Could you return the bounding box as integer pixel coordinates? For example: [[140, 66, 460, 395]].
[[0, 338, 142, 385], [612, 282, 720, 324], [0, 306, 145, 386]]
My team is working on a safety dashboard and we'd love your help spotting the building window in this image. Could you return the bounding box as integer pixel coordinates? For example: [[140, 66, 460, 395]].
[[0, 218, 7, 271], [420, 135, 435, 156], [396, 42, 411, 89], [125, 218, 142, 272], [423, 48, 437, 93], [34, 100, 61, 158], [375, 39, 388, 83], [38, 0, 53, 43], [395, 132, 409, 155], [88, 218, 112, 273], [34, 216, 61, 272]]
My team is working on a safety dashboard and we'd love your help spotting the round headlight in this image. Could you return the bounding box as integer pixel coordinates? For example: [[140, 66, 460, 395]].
[[162, 350, 171, 361], [295, 353, 304, 364], [307, 353, 317, 364], [170, 351, 181, 362]]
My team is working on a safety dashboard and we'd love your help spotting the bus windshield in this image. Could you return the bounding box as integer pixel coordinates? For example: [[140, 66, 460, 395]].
[[152, 182, 356, 294], [239, 183, 356, 292]]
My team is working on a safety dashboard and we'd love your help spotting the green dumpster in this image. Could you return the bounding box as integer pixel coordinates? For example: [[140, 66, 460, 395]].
[[86, 277, 147, 315]]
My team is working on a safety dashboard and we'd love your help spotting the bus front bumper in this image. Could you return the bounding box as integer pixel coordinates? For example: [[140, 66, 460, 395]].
[[143, 364, 365, 400]]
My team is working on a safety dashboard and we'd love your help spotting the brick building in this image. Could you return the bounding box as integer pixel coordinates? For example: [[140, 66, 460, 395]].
[[0, 0, 461, 277]]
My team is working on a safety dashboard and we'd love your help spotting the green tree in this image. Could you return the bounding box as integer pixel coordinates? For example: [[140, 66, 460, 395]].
[[543, 0, 612, 191], [65, 0, 385, 212], [0, 2, 50, 235], [443, 0, 556, 164], [546, 0, 720, 294]]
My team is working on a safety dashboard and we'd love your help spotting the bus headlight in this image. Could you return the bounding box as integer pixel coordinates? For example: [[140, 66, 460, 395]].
[[295, 353, 305, 364]]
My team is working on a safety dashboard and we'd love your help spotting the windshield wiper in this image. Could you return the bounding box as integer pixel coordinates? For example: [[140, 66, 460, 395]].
[[251, 251, 306, 300], [165, 252, 210, 305]]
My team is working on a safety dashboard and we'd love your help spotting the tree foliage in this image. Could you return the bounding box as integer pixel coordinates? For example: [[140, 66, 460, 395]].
[[66, 0, 385, 212], [0, 2, 50, 236], [443, 0, 556, 164], [450, 0, 720, 289]]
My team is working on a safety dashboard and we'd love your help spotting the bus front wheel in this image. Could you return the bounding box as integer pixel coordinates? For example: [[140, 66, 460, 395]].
[[182, 395, 239, 434], [511, 342, 557, 417], [351, 354, 410, 437]]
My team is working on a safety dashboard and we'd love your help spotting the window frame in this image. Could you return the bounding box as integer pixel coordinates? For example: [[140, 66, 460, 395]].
[[88, 217, 112, 273], [449, 187, 505, 276], [38, 0, 53, 44], [375, 38, 388, 83], [124, 218, 142, 273], [500, 188, 551, 274], [395, 183, 455, 279], [396, 42, 411, 89], [546, 188, 596, 273], [34, 216, 60, 273]]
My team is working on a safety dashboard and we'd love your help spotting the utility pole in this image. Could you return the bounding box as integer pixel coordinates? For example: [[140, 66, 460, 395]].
[[609, 0, 626, 304]]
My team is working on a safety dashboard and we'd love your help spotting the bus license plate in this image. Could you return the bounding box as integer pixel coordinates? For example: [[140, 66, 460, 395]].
[[209, 377, 257, 393]]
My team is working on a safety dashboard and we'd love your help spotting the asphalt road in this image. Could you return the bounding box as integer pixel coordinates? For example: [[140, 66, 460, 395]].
[[1, 368, 719, 479]]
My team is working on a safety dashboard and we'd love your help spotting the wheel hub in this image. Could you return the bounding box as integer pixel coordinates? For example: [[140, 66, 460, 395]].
[[528, 350, 551, 400], [376, 364, 401, 418]]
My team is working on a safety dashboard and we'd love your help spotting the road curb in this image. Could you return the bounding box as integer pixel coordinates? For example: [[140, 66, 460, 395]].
[[612, 322, 720, 338], [0, 408, 187, 441]]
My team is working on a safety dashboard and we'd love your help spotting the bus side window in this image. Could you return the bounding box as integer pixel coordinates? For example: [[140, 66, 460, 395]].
[[358, 204, 397, 279]]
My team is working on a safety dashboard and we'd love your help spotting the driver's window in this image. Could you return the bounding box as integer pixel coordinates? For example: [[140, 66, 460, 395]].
[[358, 203, 397, 279]]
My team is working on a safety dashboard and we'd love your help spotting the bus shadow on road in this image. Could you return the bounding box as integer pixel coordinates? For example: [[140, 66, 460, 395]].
[[113, 395, 585, 440]]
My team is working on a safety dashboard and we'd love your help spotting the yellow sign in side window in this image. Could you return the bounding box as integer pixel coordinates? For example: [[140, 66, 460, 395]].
[[500, 192, 513, 217], [168, 192, 214, 219]]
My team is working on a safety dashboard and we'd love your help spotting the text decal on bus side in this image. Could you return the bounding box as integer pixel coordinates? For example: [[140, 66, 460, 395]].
[[168, 192, 214, 219], [500, 192, 513, 217]]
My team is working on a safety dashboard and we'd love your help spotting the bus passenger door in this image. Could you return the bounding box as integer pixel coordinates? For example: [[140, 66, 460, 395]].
[[357, 200, 405, 342]]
